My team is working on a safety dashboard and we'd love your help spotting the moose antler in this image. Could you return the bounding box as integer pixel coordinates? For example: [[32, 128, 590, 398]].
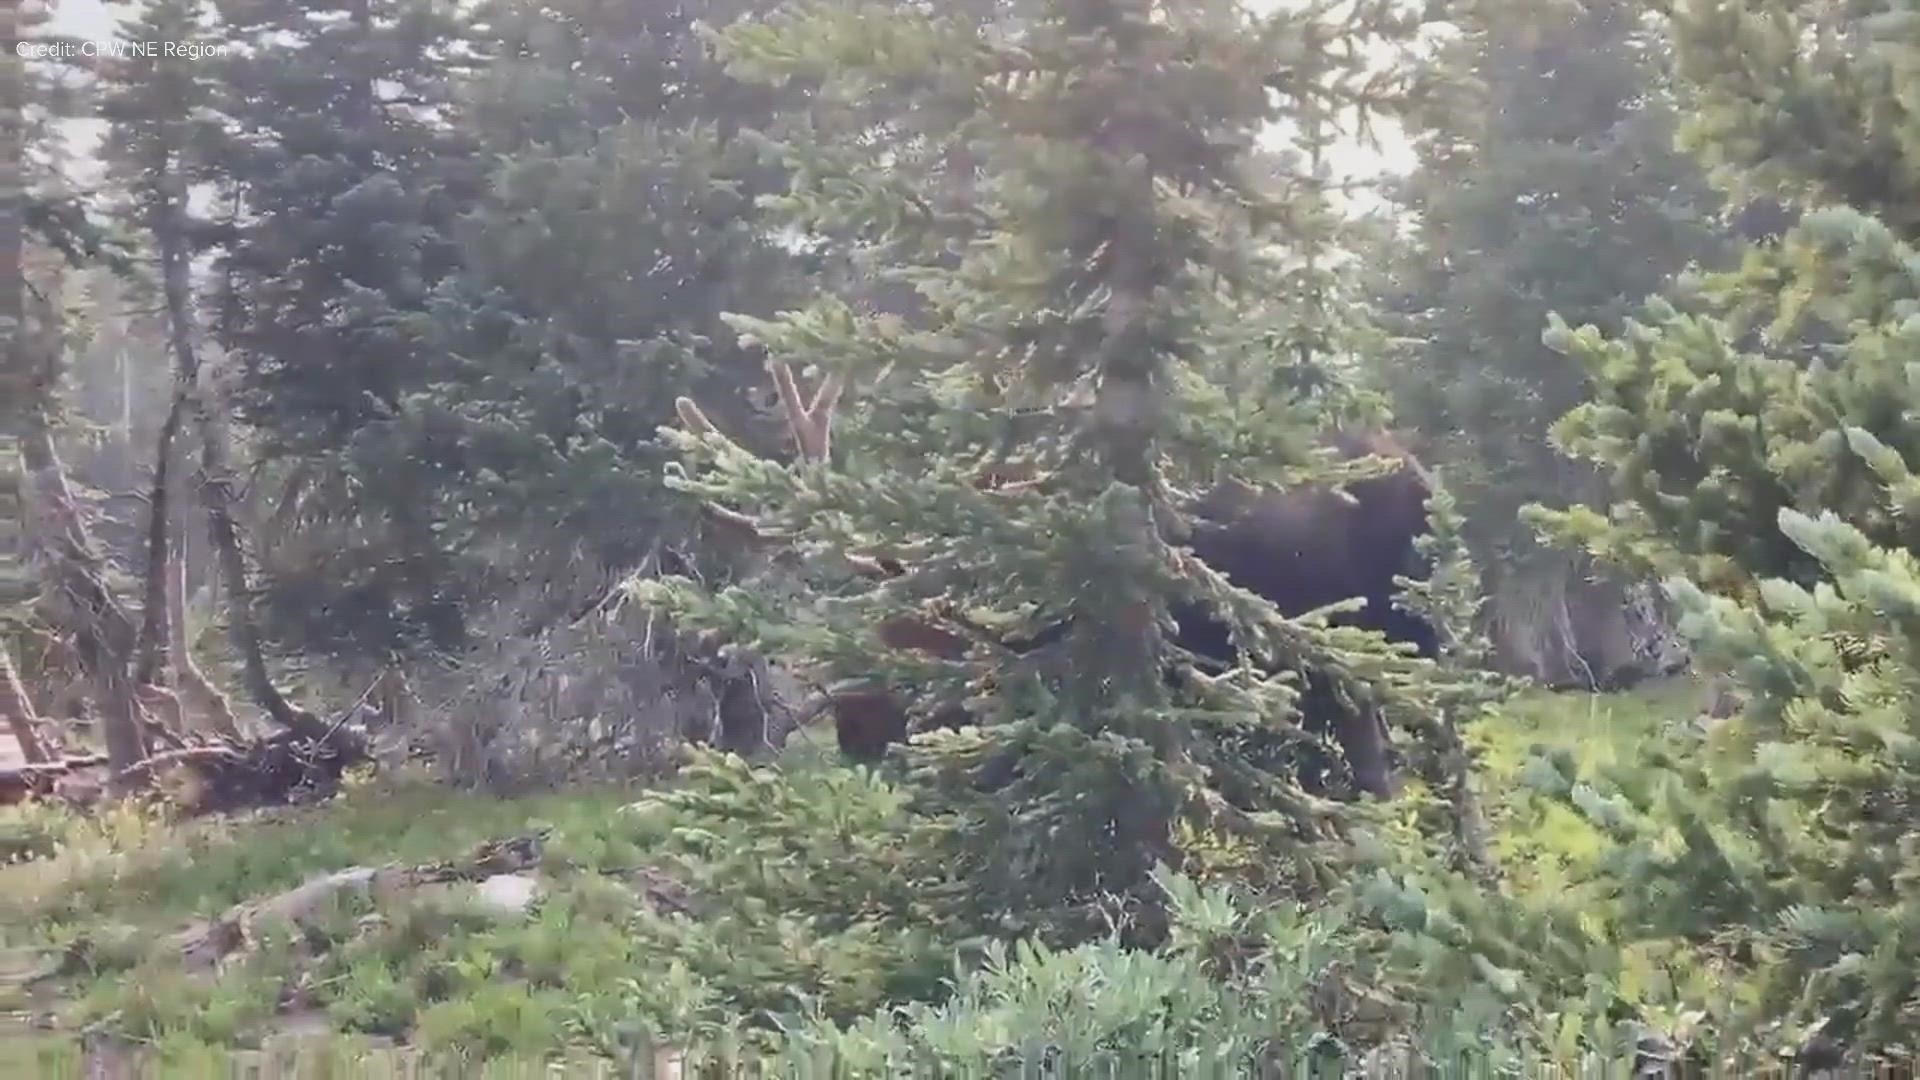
[[673, 360, 848, 544], [674, 360, 844, 467], [769, 361, 844, 464]]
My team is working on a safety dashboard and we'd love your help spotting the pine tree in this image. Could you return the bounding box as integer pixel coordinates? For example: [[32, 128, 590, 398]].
[[385, 0, 810, 761], [1522, 0, 1920, 1055], [1665, 0, 1920, 240], [645, 0, 1469, 931], [409, 0, 801, 604], [203, 0, 481, 661], [1378, 0, 1728, 686]]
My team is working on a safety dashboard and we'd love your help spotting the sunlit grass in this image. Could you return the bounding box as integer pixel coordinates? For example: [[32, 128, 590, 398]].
[[0, 769, 642, 945], [1469, 673, 1707, 903]]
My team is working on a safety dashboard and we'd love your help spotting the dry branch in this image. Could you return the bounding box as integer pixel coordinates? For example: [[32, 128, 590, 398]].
[[1, 640, 50, 763], [20, 420, 152, 784], [193, 377, 347, 750]]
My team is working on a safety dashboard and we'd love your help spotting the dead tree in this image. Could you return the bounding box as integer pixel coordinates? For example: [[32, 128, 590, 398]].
[[1, 640, 49, 763], [10, 247, 153, 784], [166, 489, 240, 739], [193, 368, 332, 741], [139, 151, 241, 741]]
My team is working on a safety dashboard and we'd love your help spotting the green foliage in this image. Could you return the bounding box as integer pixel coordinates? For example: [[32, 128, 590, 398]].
[[390, 0, 804, 634], [1510, 0, 1920, 1057], [648, 0, 1474, 937], [13, 752, 970, 1061], [603, 752, 968, 1032], [42, 714, 1910, 1068], [2, 777, 635, 941], [43, 0, 1920, 1068], [201, 0, 482, 659], [1532, 1, 1920, 599], [1537, 206, 1920, 601], [769, 858, 1678, 1074], [1377, 0, 1729, 681], [1385, 0, 1726, 536], [1666, 0, 1920, 239]]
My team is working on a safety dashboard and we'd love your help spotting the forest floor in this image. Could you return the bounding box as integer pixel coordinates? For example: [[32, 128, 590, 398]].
[[0, 677, 1705, 1071]]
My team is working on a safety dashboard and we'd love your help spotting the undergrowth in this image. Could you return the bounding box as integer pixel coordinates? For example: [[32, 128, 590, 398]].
[[0, 747, 966, 1066], [3, 678, 1783, 1073]]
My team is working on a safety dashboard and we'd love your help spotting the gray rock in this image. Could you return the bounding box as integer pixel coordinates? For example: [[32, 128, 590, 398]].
[[474, 873, 543, 915]]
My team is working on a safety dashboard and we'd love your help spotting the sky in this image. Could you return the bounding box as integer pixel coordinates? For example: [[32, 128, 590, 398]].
[[44, 0, 1415, 194], [52, 0, 110, 33]]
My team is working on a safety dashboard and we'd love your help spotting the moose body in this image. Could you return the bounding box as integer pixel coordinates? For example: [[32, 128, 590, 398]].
[[674, 369, 1436, 797], [1176, 430, 1437, 796], [833, 430, 1438, 798]]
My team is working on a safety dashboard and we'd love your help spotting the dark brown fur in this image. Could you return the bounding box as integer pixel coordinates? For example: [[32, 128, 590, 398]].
[[1179, 431, 1436, 796], [831, 430, 1438, 799], [831, 617, 970, 762]]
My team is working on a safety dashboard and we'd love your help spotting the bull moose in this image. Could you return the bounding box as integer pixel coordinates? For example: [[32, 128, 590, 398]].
[[675, 363, 1438, 799]]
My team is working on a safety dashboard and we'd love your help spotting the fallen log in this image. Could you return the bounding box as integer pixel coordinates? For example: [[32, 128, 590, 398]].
[[0, 725, 366, 815], [0, 753, 108, 806], [166, 830, 550, 973]]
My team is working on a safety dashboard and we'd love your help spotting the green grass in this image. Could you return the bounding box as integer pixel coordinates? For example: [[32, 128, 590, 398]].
[[1469, 673, 1706, 900], [0, 748, 954, 1066], [0, 682, 1716, 1070], [1474, 673, 1704, 779], [1, 770, 643, 943], [0, 770, 656, 1060]]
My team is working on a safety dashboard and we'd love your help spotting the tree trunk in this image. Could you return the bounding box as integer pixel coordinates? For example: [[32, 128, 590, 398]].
[[168, 494, 239, 738], [143, 152, 241, 741], [19, 420, 150, 784], [1, 639, 49, 763], [1433, 703, 1495, 882], [193, 378, 333, 744], [133, 392, 185, 688]]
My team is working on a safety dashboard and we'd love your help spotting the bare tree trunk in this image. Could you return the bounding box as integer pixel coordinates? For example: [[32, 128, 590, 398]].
[[1, 639, 49, 763], [194, 378, 332, 744], [133, 394, 185, 687], [168, 494, 239, 738], [20, 420, 151, 783], [138, 153, 243, 741]]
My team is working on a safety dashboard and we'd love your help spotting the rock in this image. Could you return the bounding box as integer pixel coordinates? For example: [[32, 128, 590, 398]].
[[474, 873, 542, 915]]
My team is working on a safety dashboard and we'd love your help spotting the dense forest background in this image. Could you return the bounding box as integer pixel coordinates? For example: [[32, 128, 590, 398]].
[[6, 0, 1920, 1073]]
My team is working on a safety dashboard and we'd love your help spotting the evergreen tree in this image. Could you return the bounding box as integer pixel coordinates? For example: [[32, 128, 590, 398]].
[[646, 0, 1469, 931], [204, 0, 481, 661], [1666, 0, 1920, 239], [1377, 0, 1727, 686], [408, 0, 800, 613], [374, 0, 811, 765], [1524, 0, 1920, 1055]]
